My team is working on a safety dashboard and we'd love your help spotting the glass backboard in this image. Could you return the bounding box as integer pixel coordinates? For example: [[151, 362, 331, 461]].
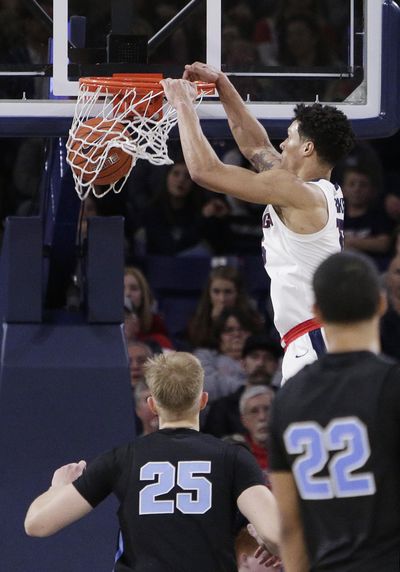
[[0, 0, 399, 137]]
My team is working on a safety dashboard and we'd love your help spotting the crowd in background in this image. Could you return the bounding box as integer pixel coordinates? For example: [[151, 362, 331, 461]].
[[1, 2, 400, 566]]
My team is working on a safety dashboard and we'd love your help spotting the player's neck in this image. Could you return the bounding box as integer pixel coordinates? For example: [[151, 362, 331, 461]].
[[295, 161, 331, 182], [159, 417, 200, 431], [324, 319, 381, 354]]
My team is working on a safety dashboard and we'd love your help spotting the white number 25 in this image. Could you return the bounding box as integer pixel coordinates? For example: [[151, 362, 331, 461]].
[[139, 461, 212, 515]]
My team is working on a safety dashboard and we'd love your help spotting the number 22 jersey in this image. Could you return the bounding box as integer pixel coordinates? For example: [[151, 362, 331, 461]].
[[73, 428, 264, 572], [269, 352, 400, 572]]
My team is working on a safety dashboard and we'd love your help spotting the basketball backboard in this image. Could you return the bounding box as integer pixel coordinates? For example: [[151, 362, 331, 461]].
[[0, 0, 399, 137]]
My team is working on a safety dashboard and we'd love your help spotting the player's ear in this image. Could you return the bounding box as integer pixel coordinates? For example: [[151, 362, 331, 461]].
[[303, 140, 314, 157], [199, 391, 208, 410], [237, 552, 249, 569], [147, 396, 158, 415]]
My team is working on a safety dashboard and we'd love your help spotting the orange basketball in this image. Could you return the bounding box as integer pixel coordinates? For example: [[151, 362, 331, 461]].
[[67, 118, 134, 185]]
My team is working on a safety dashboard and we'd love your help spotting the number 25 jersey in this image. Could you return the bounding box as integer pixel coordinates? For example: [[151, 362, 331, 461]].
[[73, 428, 264, 572]]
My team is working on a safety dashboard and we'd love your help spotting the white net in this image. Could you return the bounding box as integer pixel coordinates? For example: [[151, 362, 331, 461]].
[[66, 77, 213, 200]]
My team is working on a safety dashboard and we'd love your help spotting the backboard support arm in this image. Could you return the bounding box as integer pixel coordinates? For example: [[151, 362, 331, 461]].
[[148, 0, 204, 55]]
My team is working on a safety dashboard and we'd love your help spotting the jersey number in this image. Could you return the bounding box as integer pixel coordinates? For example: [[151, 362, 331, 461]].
[[139, 461, 212, 515], [336, 218, 344, 250], [284, 417, 376, 500]]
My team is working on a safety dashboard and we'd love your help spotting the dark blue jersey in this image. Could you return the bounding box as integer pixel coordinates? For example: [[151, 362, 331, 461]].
[[74, 428, 264, 572], [270, 351, 400, 572]]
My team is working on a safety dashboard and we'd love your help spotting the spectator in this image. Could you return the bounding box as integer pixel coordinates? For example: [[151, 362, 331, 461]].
[[273, 0, 335, 47], [392, 226, 400, 256], [124, 267, 173, 349], [273, 12, 338, 102], [277, 14, 333, 68], [253, 10, 279, 67], [239, 385, 275, 476], [202, 156, 265, 256], [139, 158, 210, 256], [194, 308, 262, 401], [380, 254, 400, 361], [2, 2, 52, 99], [126, 340, 153, 390], [343, 166, 393, 269], [334, 141, 384, 192], [383, 171, 400, 225], [235, 526, 279, 572], [188, 265, 263, 349], [223, 38, 264, 101], [133, 380, 158, 436], [224, 1, 256, 42], [203, 334, 281, 437]]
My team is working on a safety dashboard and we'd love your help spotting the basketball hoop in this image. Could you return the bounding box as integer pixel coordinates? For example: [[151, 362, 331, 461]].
[[66, 74, 215, 200]]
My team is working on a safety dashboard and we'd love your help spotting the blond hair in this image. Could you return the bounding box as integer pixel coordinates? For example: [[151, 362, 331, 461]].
[[143, 352, 204, 413]]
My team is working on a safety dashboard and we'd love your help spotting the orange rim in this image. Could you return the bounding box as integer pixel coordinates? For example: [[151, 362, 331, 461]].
[[79, 76, 215, 96], [79, 76, 162, 96], [112, 74, 215, 93]]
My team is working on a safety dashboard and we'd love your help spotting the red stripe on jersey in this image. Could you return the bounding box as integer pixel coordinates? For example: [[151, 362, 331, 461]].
[[282, 318, 322, 350]]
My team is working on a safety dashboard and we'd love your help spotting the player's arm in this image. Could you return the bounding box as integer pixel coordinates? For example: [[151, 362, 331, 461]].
[[24, 461, 92, 537], [237, 484, 280, 556], [183, 62, 281, 172], [269, 471, 309, 572], [162, 79, 317, 209]]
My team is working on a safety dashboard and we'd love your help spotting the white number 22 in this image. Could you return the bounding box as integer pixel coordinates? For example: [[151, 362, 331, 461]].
[[284, 417, 376, 500]]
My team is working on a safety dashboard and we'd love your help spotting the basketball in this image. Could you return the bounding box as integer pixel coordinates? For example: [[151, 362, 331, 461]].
[[67, 118, 134, 185]]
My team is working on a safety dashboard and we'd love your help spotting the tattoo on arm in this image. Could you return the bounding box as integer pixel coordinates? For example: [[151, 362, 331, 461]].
[[250, 150, 280, 172]]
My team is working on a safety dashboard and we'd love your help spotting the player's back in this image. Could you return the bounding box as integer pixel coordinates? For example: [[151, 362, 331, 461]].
[[116, 428, 262, 572], [270, 351, 400, 572]]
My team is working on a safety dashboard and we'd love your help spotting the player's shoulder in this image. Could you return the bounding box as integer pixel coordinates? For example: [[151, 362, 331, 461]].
[[377, 354, 400, 390], [307, 177, 337, 189], [306, 178, 340, 200], [113, 434, 164, 457], [340, 350, 399, 379], [278, 351, 399, 401], [197, 431, 255, 462], [110, 440, 136, 462], [197, 429, 244, 450]]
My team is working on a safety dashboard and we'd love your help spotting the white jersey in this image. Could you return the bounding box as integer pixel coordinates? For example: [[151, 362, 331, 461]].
[[261, 179, 344, 339]]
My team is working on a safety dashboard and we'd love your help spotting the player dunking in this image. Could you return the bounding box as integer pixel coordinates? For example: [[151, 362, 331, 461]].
[[269, 251, 400, 572], [25, 352, 280, 571], [161, 63, 354, 382]]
